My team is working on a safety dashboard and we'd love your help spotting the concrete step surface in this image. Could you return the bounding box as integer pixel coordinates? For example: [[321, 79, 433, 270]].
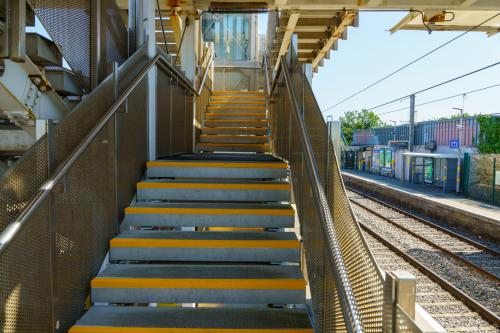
[[204, 119, 268, 128], [197, 142, 270, 153], [199, 134, 269, 144], [70, 306, 312, 333], [146, 159, 287, 179], [91, 264, 305, 304], [136, 179, 291, 202], [201, 127, 268, 135], [121, 202, 295, 230], [109, 230, 300, 262], [205, 113, 267, 120]]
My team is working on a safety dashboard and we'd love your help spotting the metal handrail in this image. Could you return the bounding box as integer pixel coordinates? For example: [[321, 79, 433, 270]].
[[278, 55, 364, 333], [0, 46, 206, 256], [197, 51, 214, 96]]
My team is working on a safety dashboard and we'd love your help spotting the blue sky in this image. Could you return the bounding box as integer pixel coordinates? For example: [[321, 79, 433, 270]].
[[308, 12, 500, 123]]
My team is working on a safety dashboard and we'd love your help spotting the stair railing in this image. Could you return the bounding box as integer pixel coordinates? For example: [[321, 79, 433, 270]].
[[0, 44, 203, 332], [265, 36, 444, 333], [266, 39, 385, 332]]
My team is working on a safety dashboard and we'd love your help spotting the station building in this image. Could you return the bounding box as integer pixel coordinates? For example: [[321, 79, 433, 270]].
[[345, 116, 482, 192]]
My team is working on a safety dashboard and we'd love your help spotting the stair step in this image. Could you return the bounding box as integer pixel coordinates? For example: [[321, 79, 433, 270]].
[[136, 180, 290, 202], [212, 90, 264, 96], [70, 306, 312, 333], [201, 127, 267, 135], [205, 113, 267, 120], [91, 264, 305, 304], [122, 203, 295, 229], [146, 159, 287, 179], [199, 135, 268, 144], [197, 142, 270, 153], [210, 96, 266, 102], [208, 106, 266, 111], [209, 100, 266, 106], [206, 108, 267, 114], [110, 230, 300, 262], [204, 120, 268, 128]]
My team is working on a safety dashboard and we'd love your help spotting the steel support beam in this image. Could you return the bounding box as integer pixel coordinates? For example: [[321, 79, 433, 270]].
[[274, 11, 300, 71], [311, 11, 357, 69]]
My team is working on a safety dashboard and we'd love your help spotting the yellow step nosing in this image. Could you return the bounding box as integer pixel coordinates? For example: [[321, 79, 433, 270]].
[[199, 135, 268, 139], [212, 90, 264, 94], [205, 119, 267, 122], [197, 143, 269, 147], [209, 101, 266, 105], [207, 106, 266, 110], [206, 113, 267, 117], [110, 238, 299, 249], [147, 161, 286, 169], [91, 277, 305, 290], [70, 326, 313, 333], [124, 207, 295, 216], [201, 127, 267, 131], [137, 182, 290, 190]]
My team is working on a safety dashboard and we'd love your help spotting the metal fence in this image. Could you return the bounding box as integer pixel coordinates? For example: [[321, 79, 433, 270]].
[[0, 45, 197, 332]]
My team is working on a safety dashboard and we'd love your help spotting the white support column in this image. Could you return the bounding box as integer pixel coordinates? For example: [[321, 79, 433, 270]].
[[134, 0, 157, 161], [180, 14, 198, 82]]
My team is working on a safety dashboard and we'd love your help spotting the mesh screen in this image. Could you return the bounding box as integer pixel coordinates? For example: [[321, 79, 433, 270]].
[[52, 120, 117, 331], [0, 200, 51, 332], [29, 0, 127, 86], [269, 51, 385, 332], [29, 0, 92, 80]]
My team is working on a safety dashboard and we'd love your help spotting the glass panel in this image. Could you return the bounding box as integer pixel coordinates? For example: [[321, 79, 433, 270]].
[[202, 13, 253, 61]]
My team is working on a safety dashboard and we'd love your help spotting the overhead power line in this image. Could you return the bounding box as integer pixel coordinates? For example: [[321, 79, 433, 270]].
[[376, 82, 500, 116], [321, 11, 500, 114], [366, 60, 500, 111]]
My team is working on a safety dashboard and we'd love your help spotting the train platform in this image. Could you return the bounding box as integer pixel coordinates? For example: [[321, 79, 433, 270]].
[[341, 169, 500, 242]]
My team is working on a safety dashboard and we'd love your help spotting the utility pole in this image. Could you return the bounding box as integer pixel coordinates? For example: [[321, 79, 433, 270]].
[[390, 120, 397, 141], [452, 95, 466, 193], [409, 94, 415, 152]]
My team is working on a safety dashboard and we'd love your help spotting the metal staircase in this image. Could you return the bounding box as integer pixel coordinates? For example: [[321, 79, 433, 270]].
[[198, 91, 270, 153], [69, 93, 313, 332]]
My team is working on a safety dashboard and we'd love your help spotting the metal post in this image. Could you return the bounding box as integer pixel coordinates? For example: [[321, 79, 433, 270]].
[[113, 62, 120, 227], [47, 119, 57, 332], [10, 0, 26, 61], [493, 157, 496, 205], [408, 95, 415, 152], [90, 0, 101, 90]]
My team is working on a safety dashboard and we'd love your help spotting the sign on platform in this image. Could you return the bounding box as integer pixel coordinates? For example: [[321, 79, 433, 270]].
[[495, 171, 500, 186], [449, 139, 460, 149]]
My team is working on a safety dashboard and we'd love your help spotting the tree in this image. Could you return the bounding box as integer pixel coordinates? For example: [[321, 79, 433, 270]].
[[477, 115, 500, 153], [340, 109, 385, 145]]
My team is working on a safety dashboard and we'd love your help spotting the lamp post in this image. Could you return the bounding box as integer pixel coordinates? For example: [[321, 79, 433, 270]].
[[452, 104, 465, 193]]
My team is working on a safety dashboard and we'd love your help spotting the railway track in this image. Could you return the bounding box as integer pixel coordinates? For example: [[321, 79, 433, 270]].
[[345, 187, 500, 329]]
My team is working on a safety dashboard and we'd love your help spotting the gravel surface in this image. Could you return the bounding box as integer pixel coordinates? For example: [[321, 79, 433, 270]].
[[363, 232, 499, 333], [347, 191, 500, 279], [353, 201, 500, 316]]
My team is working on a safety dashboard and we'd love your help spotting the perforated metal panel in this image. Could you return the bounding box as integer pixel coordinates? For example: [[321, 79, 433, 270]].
[[29, 0, 127, 86], [0, 200, 51, 332], [29, 0, 92, 80]]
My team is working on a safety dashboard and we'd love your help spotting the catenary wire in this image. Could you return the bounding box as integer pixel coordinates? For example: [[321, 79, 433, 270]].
[[321, 12, 500, 114]]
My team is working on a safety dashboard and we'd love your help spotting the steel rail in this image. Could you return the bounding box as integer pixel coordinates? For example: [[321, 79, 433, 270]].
[[346, 186, 500, 257], [279, 55, 364, 333], [359, 221, 500, 326], [349, 199, 500, 283], [0, 46, 207, 256], [197, 51, 214, 96]]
